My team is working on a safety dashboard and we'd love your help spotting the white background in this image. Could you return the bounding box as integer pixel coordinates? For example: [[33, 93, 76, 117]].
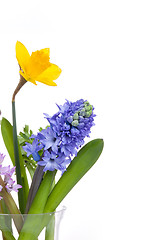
[[0, 0, 160, 239]]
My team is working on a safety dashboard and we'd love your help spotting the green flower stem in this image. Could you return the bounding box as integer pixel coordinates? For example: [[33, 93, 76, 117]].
[[18, 139, 104, 240], [12, 101, 26, 213], [0, 177, 23, 233]]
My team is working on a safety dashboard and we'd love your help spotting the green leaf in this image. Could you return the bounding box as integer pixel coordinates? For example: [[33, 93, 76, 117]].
[[18, 124, 39, 179], [45, 179, 56, 240], [28, 170, 56, 214], [19, 132, 30, 141], [23, 125, 29, 133], [1, 118, 15, 165], [44, 138, 104, 213]]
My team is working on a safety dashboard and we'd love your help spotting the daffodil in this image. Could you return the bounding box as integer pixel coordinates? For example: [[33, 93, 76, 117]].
[[16, 41, 62, 86]]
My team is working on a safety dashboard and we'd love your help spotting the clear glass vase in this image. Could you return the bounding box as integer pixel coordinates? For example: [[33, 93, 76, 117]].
[[0, 206, 66, 240]]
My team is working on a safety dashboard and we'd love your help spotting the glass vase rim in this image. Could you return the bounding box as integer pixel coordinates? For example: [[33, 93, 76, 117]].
[[0, 205, 66, 216]]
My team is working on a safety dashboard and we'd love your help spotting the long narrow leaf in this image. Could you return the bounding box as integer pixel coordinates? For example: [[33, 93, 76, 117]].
[[44, 138, 104, 212], [1, 118, 15, 165], [45, 178, 56, 240]]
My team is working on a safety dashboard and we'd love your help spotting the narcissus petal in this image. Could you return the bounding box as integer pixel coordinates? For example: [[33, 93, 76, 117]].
[[40, 48, 50, 57], [26, 48, 51, 78], [36, 64, 62, 86], [16, 41, 62, 86], [16, 41, 30, 72]]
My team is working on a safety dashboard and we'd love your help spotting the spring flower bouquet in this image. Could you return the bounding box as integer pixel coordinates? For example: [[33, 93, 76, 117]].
[[0, 41, 104, 240]]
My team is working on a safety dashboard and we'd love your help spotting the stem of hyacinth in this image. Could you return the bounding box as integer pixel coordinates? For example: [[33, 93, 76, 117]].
[[0, 200, 16, 240], [0, 176, 23, 233], [0, 200, 8, 240], [25, 165, 45, 213], [0, 199, 12, 233]]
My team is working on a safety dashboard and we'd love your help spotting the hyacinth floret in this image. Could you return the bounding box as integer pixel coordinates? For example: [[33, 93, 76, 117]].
[[23, 139, 43, 161], [0, 153, 22, 199], [23, 99, 95, 173]]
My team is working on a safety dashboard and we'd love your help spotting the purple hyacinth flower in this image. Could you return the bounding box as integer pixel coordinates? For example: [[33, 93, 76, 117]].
[[61, 143, 77, 157], [23, 139, 43, 161], [0, 152, 22, 196], [4, 170, 22, 193], [3, 166, 22, 193], [12, 184, 22, 193], [39, 127, 60, 153], [38, 150, 71, 172], [0, 166, 9, 175], [4, 166, 16, 181], [23, 99, 95, 173], [5, 176, 22, 192]]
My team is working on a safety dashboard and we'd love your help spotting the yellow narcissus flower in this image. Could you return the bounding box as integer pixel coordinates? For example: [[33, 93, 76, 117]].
[[16, 41, 62, 86]]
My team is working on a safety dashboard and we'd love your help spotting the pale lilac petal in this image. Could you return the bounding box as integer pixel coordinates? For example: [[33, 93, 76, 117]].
[[12, 184, 22, 192], [0, 153, 5, 164]]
